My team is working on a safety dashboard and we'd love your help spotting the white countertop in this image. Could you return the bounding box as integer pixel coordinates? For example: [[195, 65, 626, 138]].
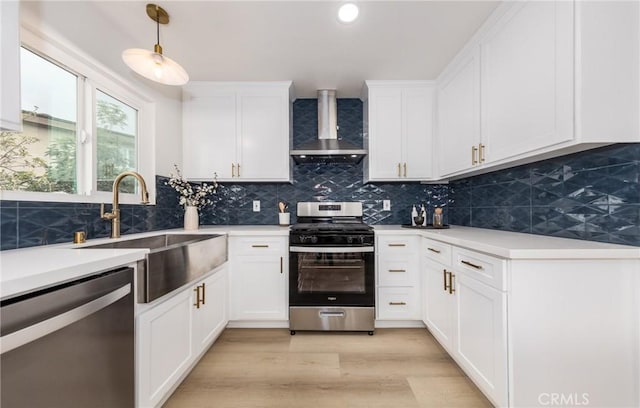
[[374, 225, 640, 259], [3, 224, 638, 300], [0, 225, 289, 301]]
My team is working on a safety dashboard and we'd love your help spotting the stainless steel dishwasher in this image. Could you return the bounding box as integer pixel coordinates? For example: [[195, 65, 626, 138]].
[[0, 267, 134, 408]]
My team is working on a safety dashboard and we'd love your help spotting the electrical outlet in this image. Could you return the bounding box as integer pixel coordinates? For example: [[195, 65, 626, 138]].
[[252, 200, 260, 212], [383, 200, 391, 211]]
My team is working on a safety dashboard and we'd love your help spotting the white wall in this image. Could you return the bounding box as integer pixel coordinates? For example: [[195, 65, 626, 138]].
[[20, 1, 183, 177]]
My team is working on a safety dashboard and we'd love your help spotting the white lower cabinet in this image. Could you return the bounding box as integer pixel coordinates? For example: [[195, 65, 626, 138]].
[[229, 236, 288, 322], [376, 234, 421, 321], [422, 238, 508, 407], [137, 264, 228, 408], [454, 273, 508, 407]]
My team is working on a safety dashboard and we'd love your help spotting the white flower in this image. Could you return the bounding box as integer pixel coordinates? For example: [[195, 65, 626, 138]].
[[165, 164, 219, 210]]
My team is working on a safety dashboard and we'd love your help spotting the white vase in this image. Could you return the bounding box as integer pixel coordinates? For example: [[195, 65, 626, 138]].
[[184, 206, 199, 230]]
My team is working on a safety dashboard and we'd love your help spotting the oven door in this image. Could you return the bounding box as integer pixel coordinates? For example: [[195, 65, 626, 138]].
[[289, 246, 375, 307]]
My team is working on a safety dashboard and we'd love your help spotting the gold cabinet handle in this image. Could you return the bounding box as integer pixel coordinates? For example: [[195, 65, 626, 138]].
[[403, 162, 407, 177], [472, 146, 478, 165], [252, 244, 270, 248], [388, 269, 406, 273], [201, 282, 205, 305], [427, 247, 441, 254], [237, 163, 241, 177], [461, 259, 483, 270], [388, 243, 406, 247], [280, 256, 283, 274], [231, 163, 235, 177], [443, 269, 449, 292], [193, 285, 201, 309], [397, 163, 401, 177], [389, 302, 407, 306], [449, 273, 456, 294], [478, 144, 485, 163]]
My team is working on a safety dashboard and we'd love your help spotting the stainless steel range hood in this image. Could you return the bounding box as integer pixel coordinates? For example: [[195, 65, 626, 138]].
[[290, 90, 367, 164]]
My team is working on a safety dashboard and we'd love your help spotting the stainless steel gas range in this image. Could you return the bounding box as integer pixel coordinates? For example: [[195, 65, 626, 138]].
[[289, 202, 375, 335]]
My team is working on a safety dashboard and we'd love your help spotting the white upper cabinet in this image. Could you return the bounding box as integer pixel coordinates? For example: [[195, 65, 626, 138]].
[[481, 1, 574, 163], [436, 0, 639, 179], [0, 0, 21, 132], [363, 81, 434, 182], [437, 50, 481, 176], [182, 82, 292, 182]]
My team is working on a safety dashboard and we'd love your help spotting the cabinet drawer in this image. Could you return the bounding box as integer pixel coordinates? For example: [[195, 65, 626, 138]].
[[377, 235, 419, 255], [377, 287, 421, 320], [231, 237, 286, 255], [422, 238, 452, 265], [378, 256, 418, 286], [452, 247, 506, 291]]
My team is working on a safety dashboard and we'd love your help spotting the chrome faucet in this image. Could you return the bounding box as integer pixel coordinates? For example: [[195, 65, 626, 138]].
[[101, 171, 150, 238]]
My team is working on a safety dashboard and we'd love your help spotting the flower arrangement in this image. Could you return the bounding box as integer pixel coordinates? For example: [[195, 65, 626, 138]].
[[165, 165, 218, 210]]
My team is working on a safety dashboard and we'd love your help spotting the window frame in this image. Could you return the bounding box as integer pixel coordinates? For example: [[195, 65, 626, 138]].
[[1, 24, 156, 205]]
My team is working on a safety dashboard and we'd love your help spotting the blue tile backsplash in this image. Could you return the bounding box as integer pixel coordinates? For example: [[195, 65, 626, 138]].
[[449, 143, 640, 246], [2, 97, 639, 250]]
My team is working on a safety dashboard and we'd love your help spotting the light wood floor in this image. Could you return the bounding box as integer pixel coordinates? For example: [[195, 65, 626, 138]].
[[164, 328, 493, 408]]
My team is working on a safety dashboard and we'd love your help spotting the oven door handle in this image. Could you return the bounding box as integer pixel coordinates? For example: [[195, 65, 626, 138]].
[[289, 246, 374, 253]]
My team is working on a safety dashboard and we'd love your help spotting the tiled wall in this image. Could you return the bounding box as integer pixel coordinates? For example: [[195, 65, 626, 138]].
[[0, 177, 184, 250], [449, 143, 640, 246], [200, 99, 448, 226], [1, 98, 446, 250], [4, 96, 637, 250]]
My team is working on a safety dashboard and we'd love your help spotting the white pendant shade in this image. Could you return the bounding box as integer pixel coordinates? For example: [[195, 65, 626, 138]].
[[122, 48, 189, 86]]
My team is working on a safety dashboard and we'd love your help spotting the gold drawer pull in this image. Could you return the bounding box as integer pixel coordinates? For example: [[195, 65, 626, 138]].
[[449, 273, 456, 294], [252, 244, 270, 248], [389, 302, 407, 306], [193, 286, 201, 309], [397, 163, 401, 177], [427, 247, 441, 254], [461, 260, 483, 270], [201, 282, 206, 305], [443, 269, 449, 291], [471, 146, 478, 165], [403, 162, 407, 177], [388, 269, 406, 273], [478, 144, 485, 163], [388, 243, 406, 247]]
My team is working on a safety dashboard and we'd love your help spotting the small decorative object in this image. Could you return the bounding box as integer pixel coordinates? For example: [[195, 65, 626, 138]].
[[413, 214, 425, 226], [433, 207, 444, 228], [278, 201, 290, 226], [166, 165, 218, 230], [411, 205, 418, 226]]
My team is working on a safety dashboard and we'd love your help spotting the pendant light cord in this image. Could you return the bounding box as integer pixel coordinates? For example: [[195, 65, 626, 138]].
[[156, 5, 160, 47]]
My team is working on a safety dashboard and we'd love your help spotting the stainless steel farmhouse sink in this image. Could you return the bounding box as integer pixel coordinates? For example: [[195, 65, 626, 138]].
[[80, 234, 227, 302]]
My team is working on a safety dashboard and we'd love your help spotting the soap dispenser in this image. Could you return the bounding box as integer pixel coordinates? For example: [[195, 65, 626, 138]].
[[420, 205, 427, 226], [411, 205, 418, 226]]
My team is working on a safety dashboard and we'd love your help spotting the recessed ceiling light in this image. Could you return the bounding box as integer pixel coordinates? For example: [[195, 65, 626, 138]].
[[338, 3, 359, 24]]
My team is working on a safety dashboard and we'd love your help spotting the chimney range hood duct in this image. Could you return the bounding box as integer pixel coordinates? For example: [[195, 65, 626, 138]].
[[290, 90, 367, 164]]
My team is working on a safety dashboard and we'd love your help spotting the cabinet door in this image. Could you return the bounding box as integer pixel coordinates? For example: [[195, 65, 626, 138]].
[[182, 92, 237, 180], [0, 1, 21, 132], [437, 51, 481, 176], [230, 254, 287, 320], [481, 1, 574, 163], [454, 273, 508, 407], [193, 266, 228, 352], [137, 289, 194, 408], [367, 87, 404, 179], [237, 91, 289, 181], [423, 260, 455, 352], [403, 87, 433, 180]]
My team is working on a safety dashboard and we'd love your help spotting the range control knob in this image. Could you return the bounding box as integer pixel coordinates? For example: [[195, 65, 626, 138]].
[[346, 236, 353, 244], [310, 236, 318, 244]]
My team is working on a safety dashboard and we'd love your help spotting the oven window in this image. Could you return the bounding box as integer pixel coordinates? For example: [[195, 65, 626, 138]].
[[297, 252, 366, 293]]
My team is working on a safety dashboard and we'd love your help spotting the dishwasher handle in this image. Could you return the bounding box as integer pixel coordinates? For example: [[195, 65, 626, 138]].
[[1, 283, 130, 355]]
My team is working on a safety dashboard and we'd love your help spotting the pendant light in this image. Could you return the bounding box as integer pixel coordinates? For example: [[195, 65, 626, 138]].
[[122, 4, 189, 86]]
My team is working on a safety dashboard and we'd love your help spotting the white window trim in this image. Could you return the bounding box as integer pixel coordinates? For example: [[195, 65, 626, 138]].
[[1, 23, 156, 205]]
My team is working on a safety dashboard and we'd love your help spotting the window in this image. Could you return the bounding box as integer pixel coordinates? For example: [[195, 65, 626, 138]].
[[96, 90, 138, 194], [1, 26, 155, 204]]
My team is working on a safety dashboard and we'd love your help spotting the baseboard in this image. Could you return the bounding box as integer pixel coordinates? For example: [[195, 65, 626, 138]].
[[226, 320, 289, 329], [375, 320, 426, 328]]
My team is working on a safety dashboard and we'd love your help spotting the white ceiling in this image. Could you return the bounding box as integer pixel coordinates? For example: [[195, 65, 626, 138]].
[[22, 1, 499, 98]]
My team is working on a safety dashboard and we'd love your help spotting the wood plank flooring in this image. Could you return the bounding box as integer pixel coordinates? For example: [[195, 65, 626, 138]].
[[164, 328, 493, 408]]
